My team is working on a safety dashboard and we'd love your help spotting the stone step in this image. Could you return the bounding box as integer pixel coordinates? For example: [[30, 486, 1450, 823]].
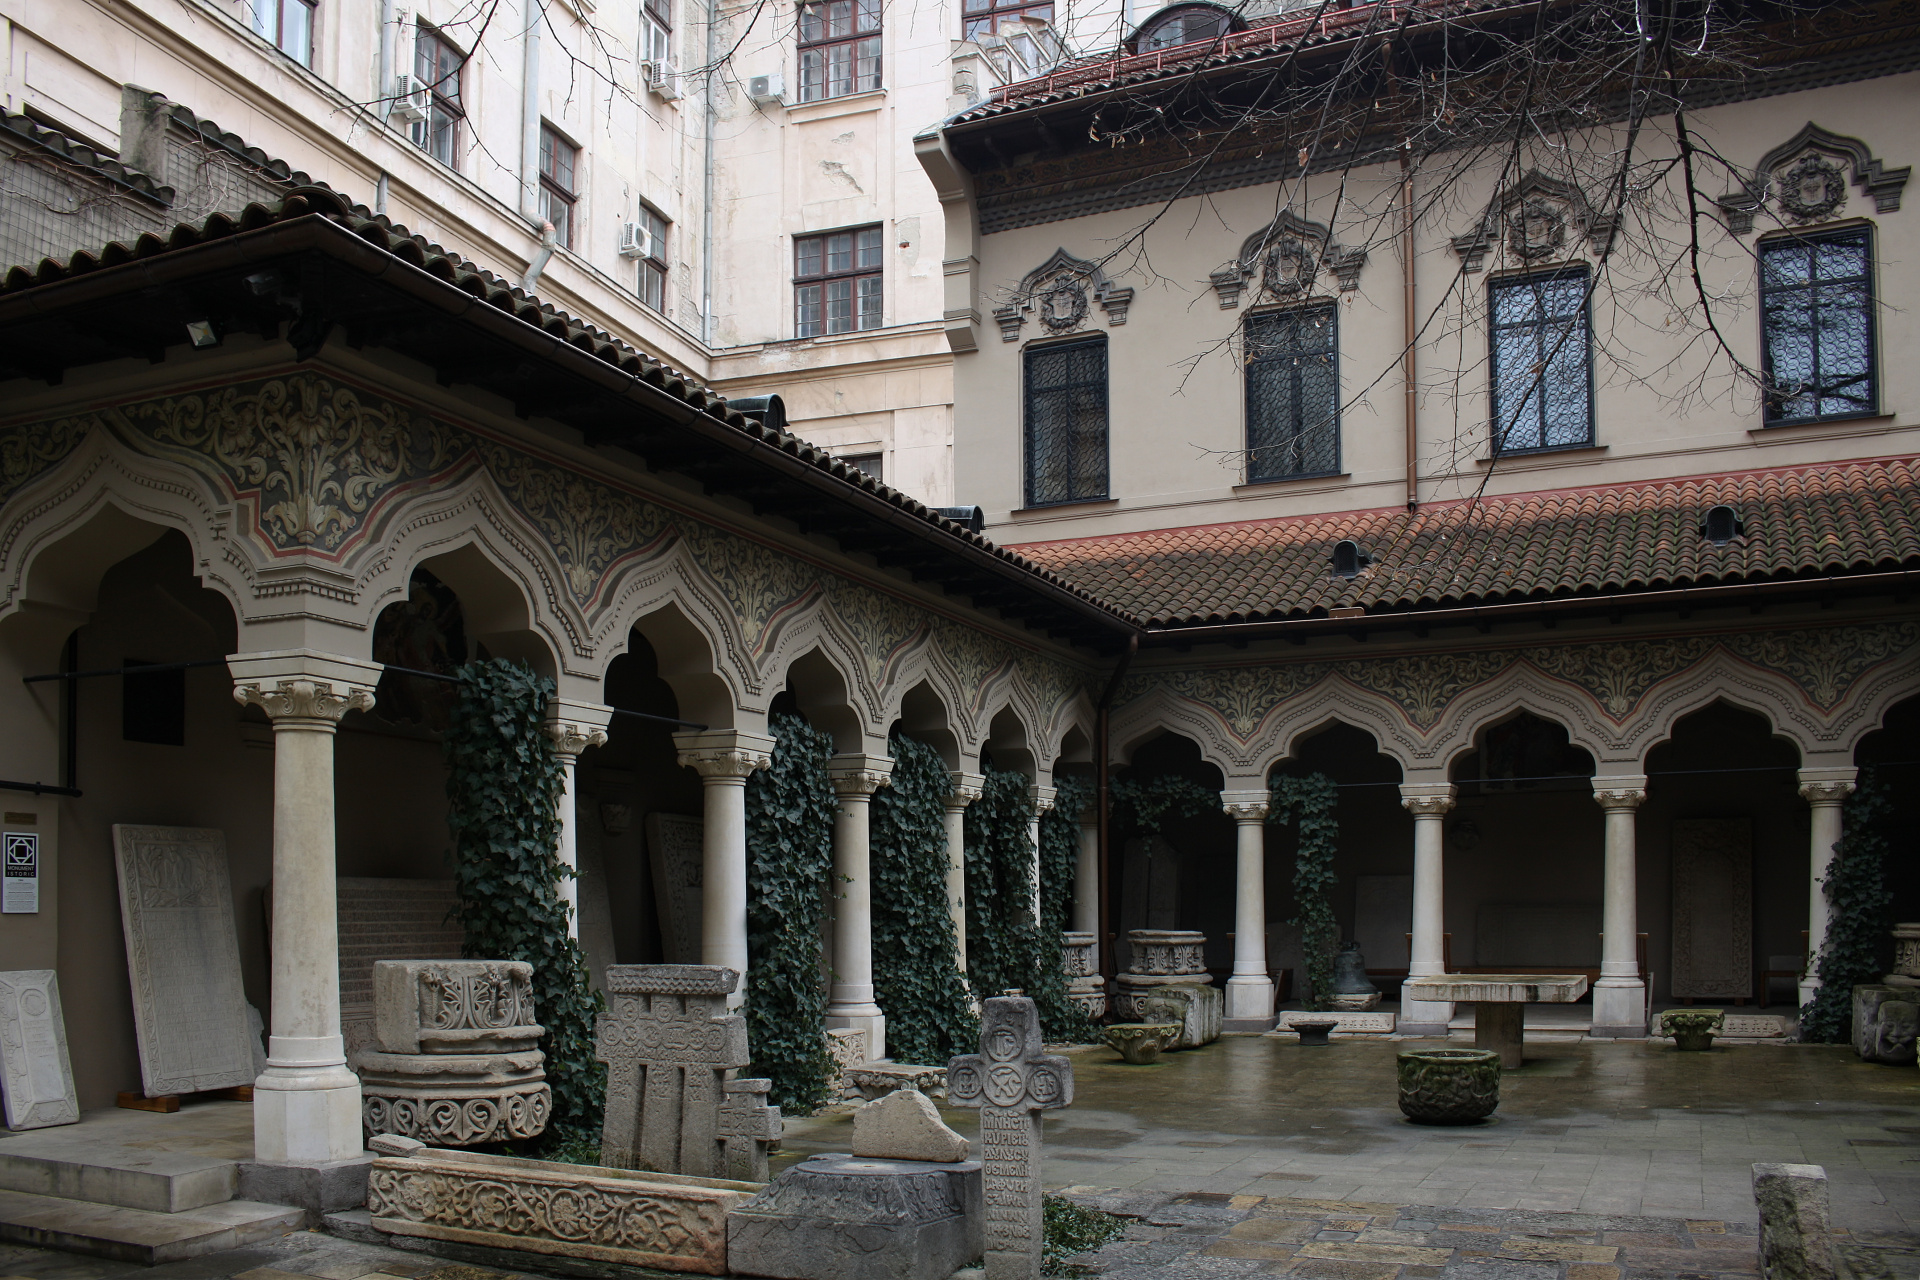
[[0, 1133, 238, 1212], [0, 1188, 303, 1264]]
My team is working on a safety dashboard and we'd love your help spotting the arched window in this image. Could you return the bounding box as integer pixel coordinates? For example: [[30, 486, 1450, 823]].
[[1130, 3, 1239, 53]]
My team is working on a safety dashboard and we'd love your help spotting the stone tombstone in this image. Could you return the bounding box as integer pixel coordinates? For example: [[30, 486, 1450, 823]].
[[335, 876, 465, 1060], [646, 814, 705, 965], [0, 970, 78, 1129], [112, 825, 255, 1097], [946, 995, 1073, 1280], [719, 1077, 782, 1182], [1671, 819, 1754, 999], [597, 964, 749, 1177]]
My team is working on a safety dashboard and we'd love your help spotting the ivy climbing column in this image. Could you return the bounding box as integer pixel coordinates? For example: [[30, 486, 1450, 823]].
[[230, 650, 381, 1168], [827, 753, 893, 1061], [946, 771, 985, 971], [1590, 776, 1648, 1037], [1797, 766, 1857, 1006], [1026, 784, 1056, 923], [1399, 783, 1456, 1036], [1222, 791, 1274, 1029], [545, 701, 610, 939], [676, 729, 775, 1009]]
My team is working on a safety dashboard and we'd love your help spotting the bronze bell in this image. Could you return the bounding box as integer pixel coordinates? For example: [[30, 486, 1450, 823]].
[[1329, 941, 1378, 996]]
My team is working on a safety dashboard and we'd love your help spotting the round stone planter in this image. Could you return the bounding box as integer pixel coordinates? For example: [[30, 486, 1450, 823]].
[[1397, 1048, 1501, 1124], [1104, 1022, 1179, 1064]]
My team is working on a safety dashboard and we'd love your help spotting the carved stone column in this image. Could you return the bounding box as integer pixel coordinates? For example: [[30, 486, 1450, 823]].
[[1399, 785, 1456, 1035], [230, 650, 381, 1169], [1027, 784, 1056, 924], [674, 730, 775, 1010], [1222, 792, 1274, 1029], [1591, 777, 1649, 1037], [545, 702, 610, 940], [945, 772, 985, 972], [1798, 767, 1858, 1006], [826, 754, 893, 1061]]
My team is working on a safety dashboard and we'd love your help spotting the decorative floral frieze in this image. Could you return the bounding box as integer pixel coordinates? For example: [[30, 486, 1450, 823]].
[[992, 248, 1134, 342], [1210, 210, 1368, 308], [1451, 171, 1618, 272], [1715, 122, 1910, 234], [0, 417, 91, 508]]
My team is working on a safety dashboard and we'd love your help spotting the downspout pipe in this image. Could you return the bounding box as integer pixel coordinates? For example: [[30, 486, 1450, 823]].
[[1401, 141, 1417, 511], [521, 0, 545, 222], [520, 220, 558, 293], [1094, 633, 1138, 1002], [700, 0, 719, 346], [378, 0, 397, 124]]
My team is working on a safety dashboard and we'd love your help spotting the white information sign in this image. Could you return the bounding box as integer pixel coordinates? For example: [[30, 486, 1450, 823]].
[[2, 833, 38, 914]]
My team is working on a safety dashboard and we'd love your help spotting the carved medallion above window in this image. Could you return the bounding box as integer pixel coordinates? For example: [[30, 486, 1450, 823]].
[[1450, 172, 1617, 273], [993, 248, 1133, 342], [1209, 211, 1367, 309], [1715, 123, 1910, 234]]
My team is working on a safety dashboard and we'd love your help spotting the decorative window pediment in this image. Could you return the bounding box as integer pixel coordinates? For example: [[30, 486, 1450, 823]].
[[1714, 123, 1909, 234], [1450, 171, 1617, 273], [993, 249, 1134, 342], [1209, 211, 1367, 308]]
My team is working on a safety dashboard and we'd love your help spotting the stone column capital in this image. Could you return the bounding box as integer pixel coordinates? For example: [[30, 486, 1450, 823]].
[[827, 754, 893, 798], [1399, 783, 1455, 817], [1027, 784, 1057, 816], [544, 699, 612, 758], [675, 728, 775, 781], [1798, 767, 1858, 806], [230, 650, 381, 727], [947, 771, 986, 811], [1592, 775, 1649, 810], [1221, 790, 1269, 823]]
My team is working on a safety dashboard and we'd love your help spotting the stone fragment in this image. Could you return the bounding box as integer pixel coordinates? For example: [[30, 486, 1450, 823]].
[[726, 1153, 983, 1280], [596, 964, 748, 1177], [826, 1026, 869, 1098], [1134, 983, 1223, 1049], [0, 970, 78, 1130], [1062, 932, 1105, 1019], [947, 995, 1074, 1280], [368, 1133, 424, 1156], [112, 825, 256, 1097], [847, 1062, 945, 1100], [853, 1088, 969, 1162], [719, 1077, 782, 1182], [1104, 1023, 1178, 1064], [1752, 1163, 1837, 1280], [1851, 986, 1918, 1065]]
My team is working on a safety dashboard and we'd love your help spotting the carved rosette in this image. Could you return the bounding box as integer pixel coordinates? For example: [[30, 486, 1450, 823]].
[[678, 746, 772, 781], [1451, 171, 1617, 272], [1213, 212, 1368, 307], [234, 678, 375, 727]]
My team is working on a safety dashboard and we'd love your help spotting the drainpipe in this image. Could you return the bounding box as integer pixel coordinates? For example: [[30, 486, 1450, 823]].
[[1093, 633, 1138, 1003], [520, 220, 557, 292], [700, 0, 719, 345], [1401, 143, 1417, 512], [521, 0, 545, 222], [378, 0, 396, 123]]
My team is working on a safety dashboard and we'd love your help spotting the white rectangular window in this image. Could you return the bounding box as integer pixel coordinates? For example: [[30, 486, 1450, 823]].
[[249, 0, 316, 64], [642, 0, 672, 63], [411, 27, 464, 169], [638, 208, 670, 312], [538, 124, 578, 249]]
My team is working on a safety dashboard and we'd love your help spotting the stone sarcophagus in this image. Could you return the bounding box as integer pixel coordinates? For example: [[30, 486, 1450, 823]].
[[1115, 929, 1208, 1020], [357, 960, 551, 1146]]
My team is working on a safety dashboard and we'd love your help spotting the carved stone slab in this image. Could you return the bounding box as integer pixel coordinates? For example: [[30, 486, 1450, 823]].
[[336, 877, 465, 1060], [112, 825, 255, 1097], [0, 971, 78, 1129], [646, 814, 705, 965], [597, 964, 749, 1177], [1402, 975, 1588, 1003], [1275, 1010, 1396, 1034], [1672, 819, 1753, 999], [368, 1147, 755, 1274]]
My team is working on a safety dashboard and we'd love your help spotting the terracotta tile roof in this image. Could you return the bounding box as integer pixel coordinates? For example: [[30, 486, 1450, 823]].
[[1009, 459, 1920, 626]]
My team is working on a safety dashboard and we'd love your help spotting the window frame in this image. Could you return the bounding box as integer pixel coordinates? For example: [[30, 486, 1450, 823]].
[[412, 26, 466, 169], [793, 225, 884, 338], [538, 124, 579, 250], [637, 206, 670, 313], [1243, 301, 1341, 484], [1022, 333, 1110, 509], [1758, 223, 1878, 428], [642, 0, 673, 63], [249, 0, 317, 65], [797, 0, 882, 102], [961, 0, 1053, 41], [1487, 265, 1595, 456]]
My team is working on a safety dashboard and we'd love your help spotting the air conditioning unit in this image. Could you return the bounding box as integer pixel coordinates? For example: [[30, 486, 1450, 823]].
[[748, 73, 786, 105], [618, 222, 655, 259], [642, 59, 683, 100], [391, 73, 431, 123]]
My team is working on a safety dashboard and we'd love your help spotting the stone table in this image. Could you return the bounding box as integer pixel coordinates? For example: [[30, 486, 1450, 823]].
[[1400, 974, 1588, 1067]]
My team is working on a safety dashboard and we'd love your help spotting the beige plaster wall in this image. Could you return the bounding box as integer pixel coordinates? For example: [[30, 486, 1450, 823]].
[[951, 72, 1920, 542]]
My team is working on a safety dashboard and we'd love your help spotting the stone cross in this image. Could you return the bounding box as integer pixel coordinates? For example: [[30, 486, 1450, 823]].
[[596, 964, 749, 1177], [718, 1076, 782, 1182], [946, 995, 1074, 1280]]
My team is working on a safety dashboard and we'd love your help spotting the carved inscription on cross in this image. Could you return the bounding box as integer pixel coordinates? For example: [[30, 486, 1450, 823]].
[[596, 964, 748, 1178], [946, 995, 1074, 1280]]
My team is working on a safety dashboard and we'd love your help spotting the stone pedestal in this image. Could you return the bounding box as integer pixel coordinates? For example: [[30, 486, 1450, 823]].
[[1888, 923, 1920, 990], [1062, 932, 1104, 1019], [727, 1155, 983, 1280], [1116, 929, 1207, 1021], [357, 960, 551, 1147]]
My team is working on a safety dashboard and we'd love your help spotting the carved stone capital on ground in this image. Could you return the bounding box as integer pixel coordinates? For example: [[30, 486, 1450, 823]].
[[1399, 785, 1456, 818], [828, 754, 893, 799], [230, 650, 382, 727], [675, 729, 775, 782], [945, 770, 986, 812], [1592, 776, 1650, 811]]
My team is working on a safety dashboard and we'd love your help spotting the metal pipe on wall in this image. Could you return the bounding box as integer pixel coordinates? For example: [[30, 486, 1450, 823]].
[[700, 0, 719, 345], [520, 0, 545, 223]]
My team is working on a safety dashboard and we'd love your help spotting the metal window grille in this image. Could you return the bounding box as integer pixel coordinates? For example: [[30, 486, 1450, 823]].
[[1244, 303, 1339, 482], [247, 0, 315, 64], [1024, 336, 1109, 507], [960, 0, 1052, 40], [1489, 268, 1593, 454], [1760, 227, 1875, 425], [638, 207, 670, 312], [412, 28, 464, 169], [798, 0, 881, 101], [538, 125, 577, 249], [794, 226, 882, 337]]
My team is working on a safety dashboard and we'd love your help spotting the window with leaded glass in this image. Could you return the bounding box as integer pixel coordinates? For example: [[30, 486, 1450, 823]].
[[1488, 268, 1592, 453], [637, 207, 670, 312], [248, 0, 316, 65], [1244, 304, 1338, 482], [1024, 336, 1108, 507], [794, 226, 882, 336], [538, 125, 578, 249], [1760, 227, 1875, 425], [798, 0, 880, 101], [961, 0, 1052, 40], [412, 27, 464, 168]]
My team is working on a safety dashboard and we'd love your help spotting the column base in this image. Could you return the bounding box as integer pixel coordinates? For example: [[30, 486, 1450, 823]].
[[1400, 986, 1454, 1037], [1225, 976, 1275, 1023], [253, 1070, 365, 1165], [1591, 978, 1647, 1037], [825, 1010, 886, 1064], [1799, 978, 1820, 1008], [237, 1154, 374, 1215]]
